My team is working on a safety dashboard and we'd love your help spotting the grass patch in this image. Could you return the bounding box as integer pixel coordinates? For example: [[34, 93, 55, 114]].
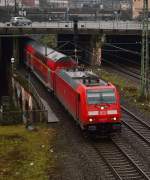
[[0, 124, 56, 180]]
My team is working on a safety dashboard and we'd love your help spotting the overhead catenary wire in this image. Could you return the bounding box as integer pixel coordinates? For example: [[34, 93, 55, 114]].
[[102, 51, 140, 66], [56, 40, 142, 57], [65, 41, 141, 71], [45, 37, 142, 65], [32, 36, 141, 69], [70, 42, 150, 82], [102, 49, 133, 52], [104, 43, 141, 56], [102, 42, 142, 45]]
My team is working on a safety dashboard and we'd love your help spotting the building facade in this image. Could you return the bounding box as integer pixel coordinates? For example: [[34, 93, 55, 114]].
[[132, 0, 150, 19], [120, 1, 130, 10], [22, 0, 39, 7], [46, 0, 69, 8], [0, 0, 17, 6], [0, 0, 39, 8]]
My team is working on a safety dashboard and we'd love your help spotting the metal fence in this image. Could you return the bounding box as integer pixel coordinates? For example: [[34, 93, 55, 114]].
[[0, 110, 48, 125], [13, 73, 48, 119]]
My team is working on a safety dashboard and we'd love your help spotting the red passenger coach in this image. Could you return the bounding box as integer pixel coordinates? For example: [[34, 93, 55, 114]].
[[24, 40, 76, 90], [55, 68, 121, 133]]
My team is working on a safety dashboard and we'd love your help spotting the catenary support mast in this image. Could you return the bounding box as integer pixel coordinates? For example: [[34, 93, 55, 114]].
[[140, 0, 149, 99]]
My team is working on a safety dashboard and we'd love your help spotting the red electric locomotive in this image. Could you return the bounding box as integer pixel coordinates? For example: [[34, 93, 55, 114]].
[[24, 40, 77, 90], [55, 68, 121, 133]]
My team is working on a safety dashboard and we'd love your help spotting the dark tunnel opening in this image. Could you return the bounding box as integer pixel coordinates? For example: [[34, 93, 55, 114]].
[[102, 35, 142, 65], [0, 37, 13, 102]]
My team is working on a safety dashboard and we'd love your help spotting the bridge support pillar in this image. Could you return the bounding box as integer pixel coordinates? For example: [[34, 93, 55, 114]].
[[57, 33, 105, 65], [13, 37, 20, 68], [90, 33, 105, 66], [0, 37, 2, 63]]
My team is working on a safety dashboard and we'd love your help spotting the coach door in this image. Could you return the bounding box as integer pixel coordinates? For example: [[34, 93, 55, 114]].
[[47, 68, 52, 90], [30, 54, 34, 71], [76, 94, 80, 121]]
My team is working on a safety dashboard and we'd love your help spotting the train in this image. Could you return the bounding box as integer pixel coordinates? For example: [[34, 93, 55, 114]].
[[24, 39, 121, 134]]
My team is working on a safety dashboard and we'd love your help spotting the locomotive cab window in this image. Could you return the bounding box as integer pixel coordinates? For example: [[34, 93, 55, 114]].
[[87, 89, 116, 104]]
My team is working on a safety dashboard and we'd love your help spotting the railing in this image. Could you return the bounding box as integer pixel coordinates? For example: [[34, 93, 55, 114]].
[[0, 73, 48, 125], [21, 74, 49, 123], [0, 110, 48, 125], [1, 20, 145, 30]]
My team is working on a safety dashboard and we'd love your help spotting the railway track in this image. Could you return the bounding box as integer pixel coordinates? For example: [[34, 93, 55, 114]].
[[102, 59, 141, 80], [92, 139, 150, 180], [102, 59, 150, 84], [120, 106, 150, 164], [121, 106, 150, 145]]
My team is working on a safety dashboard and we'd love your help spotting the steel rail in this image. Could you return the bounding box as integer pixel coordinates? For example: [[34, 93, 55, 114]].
[[92, 145, 122, 180], [121, 106, 150, 145], [111, 139, 150, 180], [93, 140, 150, 180], [121, 106, 150, 129]]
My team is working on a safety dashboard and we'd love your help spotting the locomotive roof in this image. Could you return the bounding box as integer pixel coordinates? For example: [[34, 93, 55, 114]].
[[59, 69, 108, 90], [27, 40, 69, 62], [66, 70, 107, 86]]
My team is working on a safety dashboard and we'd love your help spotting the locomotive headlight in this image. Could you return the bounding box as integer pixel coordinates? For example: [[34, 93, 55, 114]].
[[89, 118, 93, 122], [101, 106, 104, 110], [113, 117, 117, 121]]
